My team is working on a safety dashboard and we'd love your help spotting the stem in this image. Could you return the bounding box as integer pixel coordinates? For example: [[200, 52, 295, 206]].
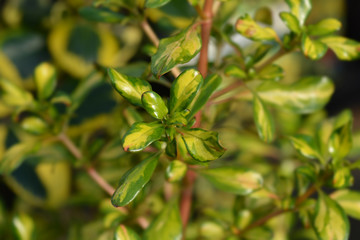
[[209, 80, 245, 100], [254, 48, 289, 72], [86, 167, 115, 196], [140, 19, 181, 78], [180, 170, 197, 229], [198, 0, 213, 77]]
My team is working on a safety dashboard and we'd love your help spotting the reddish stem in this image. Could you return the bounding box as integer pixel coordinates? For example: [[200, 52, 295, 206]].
[[180, 170, 197, 228]]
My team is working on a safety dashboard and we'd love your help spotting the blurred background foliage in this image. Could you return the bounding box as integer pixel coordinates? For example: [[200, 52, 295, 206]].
[[0, 0, 360, 239]]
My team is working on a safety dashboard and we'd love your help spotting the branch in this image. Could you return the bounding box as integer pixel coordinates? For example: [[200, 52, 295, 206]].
[[254, 48, 289, 72]]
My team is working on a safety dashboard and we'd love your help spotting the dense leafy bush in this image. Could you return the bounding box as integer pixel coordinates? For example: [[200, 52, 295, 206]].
[[1, 0, 360, 239]]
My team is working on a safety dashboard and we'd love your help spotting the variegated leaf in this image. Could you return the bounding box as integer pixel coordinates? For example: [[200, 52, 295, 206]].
[[307, 18, 342, 36], [142, 91, 168, 119], [0, 78, 33, 107], [34, 62, 57, 100], [301, 34, 328, 60], [145, 0, 172, 8], [114, 225, 141, 240], [320, 36, 360, 61], [285, 0, 312, 26], [280, 12, 302, 34], [253, 94, 275, 143]]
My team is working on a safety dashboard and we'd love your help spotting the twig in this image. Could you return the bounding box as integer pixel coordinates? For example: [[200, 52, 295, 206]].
[[254, 48, 288, 72], [58, 132, 83, 159], [180, 170, 197, 229], [140, 19, 181, 78], [209, 80, 245, 100], [86, 167, 116, 196]]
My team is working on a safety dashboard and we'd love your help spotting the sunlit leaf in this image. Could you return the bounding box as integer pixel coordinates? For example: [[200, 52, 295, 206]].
[[332, 190, 360, 220], [21, 116, 48, 135], [225, 65, 247, 79], [122, 122, 164, 152], [280, 12, 302, 34], [151, 28, 201, 77], [320, 36, 360, 61], [111, 153, 159, 207], [285, 0, 312, 26], [198, 167, 263, 195], [307, 18, 342, 36], [0, 78, 33, 107], [114, 225, 141, 240], [142, 91, 168, 119], [288, 134, 323, 161], [253, 94, 275, 143], [12, 213, 36, 240], [34, 62, 56, 100], [332, 167, 353, 189], [165, 160, 187, 183], [145, 0, 172, 8], [257, 64, 284, 81], [301, 34, 328, 60], [108, 68, 152, 106]]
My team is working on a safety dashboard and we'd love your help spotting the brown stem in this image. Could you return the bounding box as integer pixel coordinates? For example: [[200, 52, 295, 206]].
[[209, 80, 245, 100], [86, 167, 116, 196], [254, 48, 289, 72], [198, 0, 213, 78], [180, 170, 197, 229], [140, 19, 181, 78]]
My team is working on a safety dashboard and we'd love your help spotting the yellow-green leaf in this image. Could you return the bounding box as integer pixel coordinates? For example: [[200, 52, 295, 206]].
[[108, 68, 152, 106], [332, 190, 360, 220], [320, 36, 360, 61], [181, 129, 225, 162], [198, 167, 263, 195], [122, 122, 164, 152], [21, 116, 49, 135], [301, 34, 328, 60], [0, 78, 33, 107], [285, 0, 312, 26], [165, 160, 187, 183], [257, 64, 284, 81], [280, 12, 302, 34], [151, 29, 201, 77], [34, 62, 56, 100], [167, 109, 189, 126], [288, 134, 323, 161], [236, 14, 279, 42], [169, 69, 203, 114], [111, 153, 159, 207], [145, 0, 171, 8], [142, 91, 168, 119], [307, 18, 342, 36], [225, 65, 247, 79], [313, 192, 349, 240], [332, 167, 353, 189], [12, 213, 36, 240], [114, 225, 141, 240], [257, 76, 334, 113], [144, 199, 182, 240], [253, 94, 275, 143]]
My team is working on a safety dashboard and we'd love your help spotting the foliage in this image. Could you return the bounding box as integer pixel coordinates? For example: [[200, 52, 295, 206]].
[[0, 0, 360, 239]]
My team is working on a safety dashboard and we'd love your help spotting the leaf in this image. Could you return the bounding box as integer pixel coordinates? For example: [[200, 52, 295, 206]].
[[254, 7, 273, 25], [332, 167, 353, 189], [307, 18, 342, 36], [253, 94, 275, 143], [111, 153, 159, 207], [51, 92, 72, 106], [0, 78, 33, 107], [280, 12, 302, 34], [313, 192, 349, 240], [288, 134, 323, 161], [12, 213, 36, 240], [114, 225, 141, 240], [108, 68, 152, 106], [79, 6, 125, 23], [34, 62, 56, 100], [122, 122, 165, 152], [332, 190, 360, 220], [320, 36, 360, 61], [198, 167, 263, 195], [188, 73, 222, 119], [181, 129, 225, 162], [142, 91, 168, 119], [144, 199, 182, 240], [301, 34, 328, 60], [225, 65, 247, 79], [236, 14, 279, 42], [328, 110, 353, 164], [151, 28, 201, 77], [257, 76, 334, 113], [0, 142, 38, 174], [165, 160, 187, 183], [145, 0, 172, 8], [21, 116, 48, 135], [285, 0, 312, 26], [169, 69, 203, 114], [257, 64, 284, 81]]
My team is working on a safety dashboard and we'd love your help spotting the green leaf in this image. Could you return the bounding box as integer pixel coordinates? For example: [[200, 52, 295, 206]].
[[253, 94, 275, 143], [145, 0, 172, 8], [280, 12, 302, 34], [320, 36, 360, 61], [225, 65, 247, 79], [167, 110, 189, 126], [288, 134, 323, 161], [0, 78, 34, 107], [108, 68, 152, 106], [21, 116, 48, 135], [198, 167, 263, 195], [114, 225, 141, 240], [51, 92, 72, 106], [165, 160, 187, 183], [181, 129, 225, 162], [332, 190, 360, 220], [254, 7, 273, 25], [0, 142, 38, 174], [144, 199, 182, 240], [188, 74, 222, 119], [12, 213, 36, 240], [34, 62, 56, 100], [122, 122, 165, 152], [307, 18, 342, 36], [313, 192, 349, 240], [142, 91, 168, 119], [301, 34, 328, 60], [252, 45, 273, 64], [199, 221, 225, 239], [169, 69, 203, 114], [328, 110, 353, 164], [79, 6, 125, 23], [151, 28, 201, 77], [257, 76, 334, 113], [332, 167, 353, 189], [257, 64, 284, 81], [285, 0, 312, 26], [236, 14, 279, 42], [111, 153, 159, 207]]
